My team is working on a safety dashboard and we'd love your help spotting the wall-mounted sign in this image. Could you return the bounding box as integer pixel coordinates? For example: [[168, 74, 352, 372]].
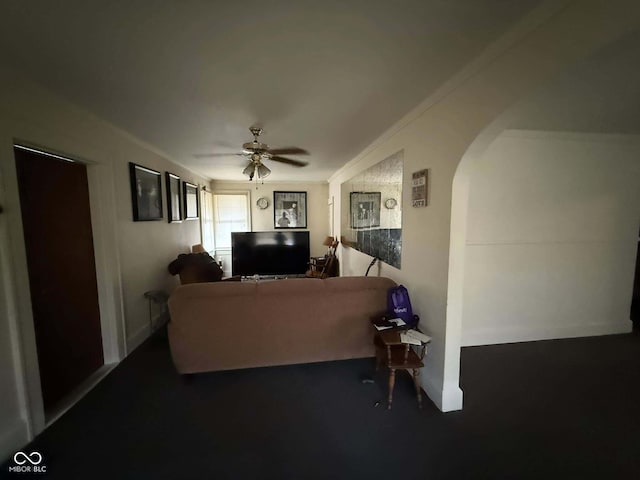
[[411, 169, 428, 207]]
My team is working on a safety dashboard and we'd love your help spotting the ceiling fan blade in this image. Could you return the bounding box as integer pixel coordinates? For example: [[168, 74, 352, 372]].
[[192, 153, 245, 158], [267, 147, 310, 156], [269, 156, 308, 167]]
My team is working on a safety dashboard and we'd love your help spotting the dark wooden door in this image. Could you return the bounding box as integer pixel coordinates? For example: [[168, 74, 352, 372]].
[[14, 147, 104, 410]]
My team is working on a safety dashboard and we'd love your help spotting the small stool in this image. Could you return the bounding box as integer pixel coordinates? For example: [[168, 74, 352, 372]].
[[374, 330, 427, 410]]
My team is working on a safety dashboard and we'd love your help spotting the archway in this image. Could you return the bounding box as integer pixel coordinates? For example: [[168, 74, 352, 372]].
[[447, 28, 640, 404]]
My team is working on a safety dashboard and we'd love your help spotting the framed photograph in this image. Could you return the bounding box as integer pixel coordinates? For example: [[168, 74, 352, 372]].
[[129, 162, 163, 221], [411, 168, 429, 207], [165, 172, 182, 223], [350, 192, 381, 229], [273, 191, 307, 229], [183, 182, 199, 220]]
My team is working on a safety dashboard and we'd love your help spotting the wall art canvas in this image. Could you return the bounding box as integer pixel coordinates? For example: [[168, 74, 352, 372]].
[[166, 172, 182, 223], [273, 191, 307, 229], [411, 169, 428, 207], [183, 182, 199, 219], [129, 162, 163, 221], [350, 192, 381, 229]]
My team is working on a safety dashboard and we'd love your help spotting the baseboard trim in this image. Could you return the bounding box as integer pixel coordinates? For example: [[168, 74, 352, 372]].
[[0, 419, 28, 464], [441, 383, 464, 412], [126, 322, 150, 353], [45, 363, 117, 427], [462, 322, 632, 347], [420, 373, 464, 413]]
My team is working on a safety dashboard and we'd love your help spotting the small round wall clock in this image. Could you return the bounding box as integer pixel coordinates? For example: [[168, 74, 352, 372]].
[[384, 198, 397, 209], [256, 197, 269, 209]]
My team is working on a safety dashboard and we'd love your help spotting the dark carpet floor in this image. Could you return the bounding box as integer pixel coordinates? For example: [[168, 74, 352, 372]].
[[2, 328, 640, 479]]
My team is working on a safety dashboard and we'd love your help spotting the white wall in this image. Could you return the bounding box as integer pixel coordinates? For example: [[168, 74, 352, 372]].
[[329, 1, 640, 412], [461, 131, 640, 345], [210, 180, 329, 265], [0, 206, 27, 462], [115, 155, 208, 352], [0, 65, 207, 460]]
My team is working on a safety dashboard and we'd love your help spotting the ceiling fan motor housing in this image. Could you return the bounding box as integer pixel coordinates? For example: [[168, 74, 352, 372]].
[[243, 141, 268, 152]]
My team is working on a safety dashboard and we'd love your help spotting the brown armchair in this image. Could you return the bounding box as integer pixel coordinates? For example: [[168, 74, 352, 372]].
[[168, 252, 224, 284]]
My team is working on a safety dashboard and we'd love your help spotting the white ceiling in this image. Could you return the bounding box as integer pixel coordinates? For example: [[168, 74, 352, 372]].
[[0, 0, 539, 181]]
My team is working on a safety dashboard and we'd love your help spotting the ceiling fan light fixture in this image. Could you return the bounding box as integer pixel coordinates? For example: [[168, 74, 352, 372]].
[[257, 163, 271, 179], [242, 162, 255, 179]]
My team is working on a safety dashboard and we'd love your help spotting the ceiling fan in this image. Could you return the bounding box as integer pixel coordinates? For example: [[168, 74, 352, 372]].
[[194, 127, 309, 180]]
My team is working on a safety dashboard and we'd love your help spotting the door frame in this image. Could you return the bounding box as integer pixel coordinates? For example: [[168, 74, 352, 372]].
[[2, 139, 126, 439]]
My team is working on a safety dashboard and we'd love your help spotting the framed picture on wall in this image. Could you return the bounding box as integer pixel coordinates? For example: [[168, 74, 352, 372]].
[[411, 168, 429, 207], [273, 191, 307, 229], [165, 172, 182, 223], [350, 192, 381, 229], [129, 162, 163, 221], [183, 182, 199, 220]]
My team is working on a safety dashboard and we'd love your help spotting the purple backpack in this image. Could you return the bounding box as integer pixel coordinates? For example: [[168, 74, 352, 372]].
[[387, 285, 416, 327]]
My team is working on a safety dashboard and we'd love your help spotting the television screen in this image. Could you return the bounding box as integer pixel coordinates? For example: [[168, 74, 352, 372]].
[[231, 231, 310, 276]]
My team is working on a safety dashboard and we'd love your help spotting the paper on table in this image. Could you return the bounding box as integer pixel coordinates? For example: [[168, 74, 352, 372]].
[[400, 330, 432, 345], [399, 332, 422, 345], [388, 318, 406, 326], [374, 324, 392, 331], [405, 330, 431, 343]]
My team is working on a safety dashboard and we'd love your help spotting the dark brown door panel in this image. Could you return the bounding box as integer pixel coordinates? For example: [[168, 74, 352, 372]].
[[15, 147, 104, 410]]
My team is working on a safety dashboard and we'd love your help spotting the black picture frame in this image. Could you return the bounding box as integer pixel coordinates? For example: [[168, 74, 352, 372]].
[[350, 192, 381, 229], [183, 182, 199, 220], [129, 162, 163, 221], [273, 191, 307, 229], [166, 172, 182, 223]]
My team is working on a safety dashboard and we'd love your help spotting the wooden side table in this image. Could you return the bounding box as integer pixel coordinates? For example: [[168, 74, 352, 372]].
[[374, 330, 428, 410]]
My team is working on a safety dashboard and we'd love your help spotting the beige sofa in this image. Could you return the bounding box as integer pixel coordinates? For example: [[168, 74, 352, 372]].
[[168, 276, 395, 374]]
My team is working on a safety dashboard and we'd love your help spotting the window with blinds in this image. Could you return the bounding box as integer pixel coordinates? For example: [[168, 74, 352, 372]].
[[213, 192, 251, 249]]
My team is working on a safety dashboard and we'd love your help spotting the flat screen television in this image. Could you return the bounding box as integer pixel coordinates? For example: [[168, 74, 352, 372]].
[[231, 231, 310, 276]]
